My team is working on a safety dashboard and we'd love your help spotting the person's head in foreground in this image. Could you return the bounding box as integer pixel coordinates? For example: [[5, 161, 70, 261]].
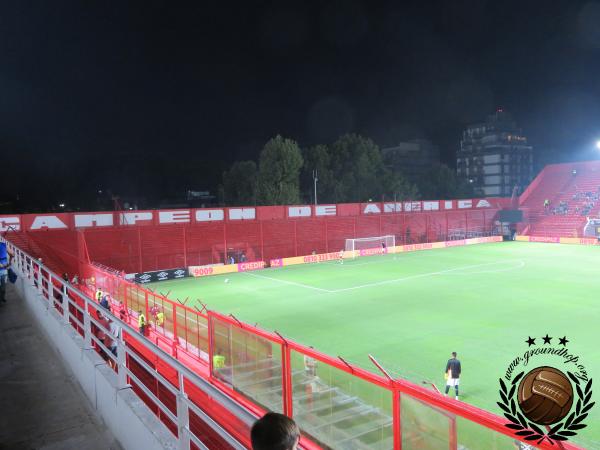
[[251, 412, 300, 450]]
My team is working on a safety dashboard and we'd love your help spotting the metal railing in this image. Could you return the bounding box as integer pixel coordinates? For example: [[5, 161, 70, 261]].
[[3, 237, 254, 450]]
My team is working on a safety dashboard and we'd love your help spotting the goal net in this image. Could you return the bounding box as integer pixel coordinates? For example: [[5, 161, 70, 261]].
[[344, 235, 395, 256]]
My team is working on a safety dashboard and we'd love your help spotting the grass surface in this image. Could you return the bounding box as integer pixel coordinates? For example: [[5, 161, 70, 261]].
[[150, 242, 600, 446]]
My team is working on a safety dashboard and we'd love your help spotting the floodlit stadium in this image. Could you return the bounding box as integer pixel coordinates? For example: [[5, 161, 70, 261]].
[[3, 160, 600, 449]]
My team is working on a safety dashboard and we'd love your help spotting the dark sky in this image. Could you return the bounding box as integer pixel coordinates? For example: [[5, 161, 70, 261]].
[[2, 0, 600, 210]]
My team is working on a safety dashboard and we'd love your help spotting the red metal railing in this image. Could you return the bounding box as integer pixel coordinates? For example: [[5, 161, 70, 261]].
[[73, 249, 585, 449]]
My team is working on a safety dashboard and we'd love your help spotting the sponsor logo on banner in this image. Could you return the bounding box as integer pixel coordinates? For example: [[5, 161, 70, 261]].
[[237, 261, 265, 272], [403, 243, 433, 252], [303, 252, 341, 263], [445, 240, 466, 247], [139, 273, 152, 283], [529, 236, 560, 243], [270, 258, 283, 268], [189, 264, 239, 277], [359, 247, 387, 256], [189, 266, 214, 277], [134, 267, 189, 283]]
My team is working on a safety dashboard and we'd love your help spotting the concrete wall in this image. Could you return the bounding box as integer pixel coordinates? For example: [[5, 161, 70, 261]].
[[14, 274, 178, 450]]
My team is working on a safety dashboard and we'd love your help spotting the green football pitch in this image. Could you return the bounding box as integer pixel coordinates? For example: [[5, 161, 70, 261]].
[[150, 242, 600, 445]]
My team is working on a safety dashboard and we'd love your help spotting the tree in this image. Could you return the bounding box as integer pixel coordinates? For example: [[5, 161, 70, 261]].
[[256, 135, 304, 205], [221, 160, 258, 206], [382, 170, 420, 202], [327, 134, 420, 203], [301, 144, 334, 203], [418, 164, 475, 199], [325, 134, 384, 202]]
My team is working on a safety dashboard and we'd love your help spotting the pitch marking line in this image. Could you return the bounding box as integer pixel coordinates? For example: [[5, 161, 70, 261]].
[[242, 260, 525, 294], [242, 271, 333, 293], [331, 260, 526, 293], [320, 250, 437, 268]]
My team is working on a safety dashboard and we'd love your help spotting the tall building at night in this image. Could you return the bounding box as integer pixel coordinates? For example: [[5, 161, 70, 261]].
[[457, 109, 533, 197]]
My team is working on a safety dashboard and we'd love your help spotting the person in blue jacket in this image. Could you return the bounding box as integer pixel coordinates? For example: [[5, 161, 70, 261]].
[[0, 243, 9, 304]]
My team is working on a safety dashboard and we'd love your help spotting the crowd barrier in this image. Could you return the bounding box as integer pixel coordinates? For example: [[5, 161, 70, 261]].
[[3, 235, 585, 449]]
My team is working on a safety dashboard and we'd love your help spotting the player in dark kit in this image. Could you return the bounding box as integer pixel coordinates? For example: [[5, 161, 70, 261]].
[[444, 352, 461, 400]]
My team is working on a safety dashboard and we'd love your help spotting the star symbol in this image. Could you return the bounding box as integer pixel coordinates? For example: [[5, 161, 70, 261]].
[[558, 336, 569, 346], [526, 336, 536, 347], [542, 334, 552, 345]]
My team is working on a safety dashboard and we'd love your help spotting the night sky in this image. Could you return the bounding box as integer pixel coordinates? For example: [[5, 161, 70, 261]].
[[2, 0, 600, 211]]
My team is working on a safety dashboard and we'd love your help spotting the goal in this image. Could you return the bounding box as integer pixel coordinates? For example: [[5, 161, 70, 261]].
[[344, 235, 395, 255]]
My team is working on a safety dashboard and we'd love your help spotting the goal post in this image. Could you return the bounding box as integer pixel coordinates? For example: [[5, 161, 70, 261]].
[[344, 235, 395, 256]]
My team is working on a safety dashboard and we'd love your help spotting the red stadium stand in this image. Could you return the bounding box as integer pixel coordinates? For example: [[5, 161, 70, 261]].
[[520, 161, 600, 237]]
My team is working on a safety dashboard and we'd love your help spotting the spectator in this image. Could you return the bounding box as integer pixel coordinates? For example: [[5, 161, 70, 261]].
[[107, 320, 120, 368], [100, 294, 110, 311], [304, 353, 317, 378], [156, 310, 164, 327], [213, 348, 226, 369], [71, 274, 79, 285], [138, 310, 147, 335], [251, 413, 300, 450], [0, 243, 9, 304], [118, 301, 127, 321], [96, 312, 110, 361], [150, 305, 159, 323]]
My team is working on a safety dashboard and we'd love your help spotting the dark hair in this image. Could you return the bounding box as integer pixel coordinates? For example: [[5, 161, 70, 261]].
[[452, 352, 457, 357], [251, 413, 300, 450]]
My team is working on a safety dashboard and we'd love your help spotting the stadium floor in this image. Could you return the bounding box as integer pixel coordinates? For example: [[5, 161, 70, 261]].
[[150, 241, 600, 445]]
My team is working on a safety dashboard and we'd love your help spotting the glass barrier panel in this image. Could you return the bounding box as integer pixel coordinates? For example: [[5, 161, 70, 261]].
[[128, 285, 145, 313], [211, 317, 284, 413], [181, 309, 209, 358], [290, 349, 393, 450], [456, 415, 539, 450], [400, 393, 450, 449]]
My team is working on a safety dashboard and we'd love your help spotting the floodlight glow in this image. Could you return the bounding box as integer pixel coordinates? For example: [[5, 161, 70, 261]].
[[596, 140, 600, 150]]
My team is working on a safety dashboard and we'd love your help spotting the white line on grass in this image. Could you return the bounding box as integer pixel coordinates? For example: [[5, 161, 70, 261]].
[[443, 260, 525, 275], [321, 250, 437, 268], [242, 271, 333, 293], [331, 260, 526, 293]]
